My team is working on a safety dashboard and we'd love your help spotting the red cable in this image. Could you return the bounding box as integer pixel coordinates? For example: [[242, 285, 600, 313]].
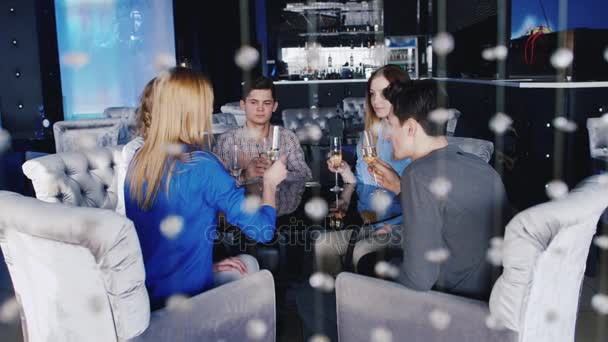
[[529, 32, 543, 64]]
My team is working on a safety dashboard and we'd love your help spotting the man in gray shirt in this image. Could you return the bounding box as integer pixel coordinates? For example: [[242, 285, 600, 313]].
[[371, 80, 510, 300]]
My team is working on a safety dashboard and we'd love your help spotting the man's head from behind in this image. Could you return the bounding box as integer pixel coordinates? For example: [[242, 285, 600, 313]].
[[241, 76, 278, 126], [383, 79, 447, 160]]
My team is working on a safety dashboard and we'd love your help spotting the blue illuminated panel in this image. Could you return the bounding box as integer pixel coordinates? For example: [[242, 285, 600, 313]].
[[512, 0, 608, 39], [54, 0, 175, 120]]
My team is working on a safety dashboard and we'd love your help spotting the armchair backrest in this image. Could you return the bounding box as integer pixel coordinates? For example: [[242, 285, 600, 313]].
[[0, 191, 149, 342], [447, 136, 494, 163], [587, 117, 608, 160], [102, 107, 138, 145], [489, 175, 608, 342], [53, 119, 122, 153], [22, 146, 123, 210]]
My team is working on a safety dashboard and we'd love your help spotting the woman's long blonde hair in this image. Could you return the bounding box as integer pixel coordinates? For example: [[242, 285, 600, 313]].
[[135, 77, 156, 139], [128, 67, 214, 209], [364, 65, 410, 144]]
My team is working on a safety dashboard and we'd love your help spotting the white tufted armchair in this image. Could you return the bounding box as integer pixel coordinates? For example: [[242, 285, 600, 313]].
[[103, 107, 139, 145], [18, 146, 279, 341], [335, 174, 608, 342], [22, 146, 123, 209], [53, 119, 122, 153], [220, 101, 247, 126], [0, 191, 277, 342]]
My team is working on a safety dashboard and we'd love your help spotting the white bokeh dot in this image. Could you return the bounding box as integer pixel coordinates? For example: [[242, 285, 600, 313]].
[[309, 272, 335, 292], [246, 318, 268, 340], [486, 237, 504, 266], [160, 215, 184, 239], [305, 197, 328, 221], [489, 112, 513, 135], [593, 235, 608, 250], [371, 190, 392, 215], [166, 294, 191, 312], [429, 177, 452, 199], [591, 294, 608, 315], [425, 248, 450, 263], [545, 180, 569, 200], [76, 133, 98, 150], [494, 45, 508, 60], [550, 48, 574, 69], [374, 261, 400, 279], [429, 108, 454, 125], [0, 129, 11, 153], [429, 309, 451, 330], [371, 326, 393, 342], [162, 143, 185, 155], [242, 195, 262, 214], [0, 297, 20, 324], [485, 314, 506, 330], [482, 47, 496, 61], [552, 117, 577, 132], [235, 45, 260, 71], [433, 32, 455, 56], [306, 125, 323, 142], [62, 51, 90, 69], [309, 334, 330, 342], [42, 119, 51, 128]]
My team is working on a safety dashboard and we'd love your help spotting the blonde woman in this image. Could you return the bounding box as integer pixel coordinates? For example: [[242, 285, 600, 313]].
[[125, 68, 286, 310], [329, 65, 412, 185]]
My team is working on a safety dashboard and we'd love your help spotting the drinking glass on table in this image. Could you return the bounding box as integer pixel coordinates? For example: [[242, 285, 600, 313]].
[[329, 136, 343, 192]]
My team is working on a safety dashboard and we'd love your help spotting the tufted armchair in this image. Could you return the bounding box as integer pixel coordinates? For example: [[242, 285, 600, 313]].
[[587, 117, 608, 161], [53, 119, 122, 153], [0, 191, 277, 342], [336, 174, 608, 342], [22, 146, 123, 209], [103, 107, 138, 145], [220, 101, 247, 126], [282, 107, 346, 145], [447, 136, 494, 163]]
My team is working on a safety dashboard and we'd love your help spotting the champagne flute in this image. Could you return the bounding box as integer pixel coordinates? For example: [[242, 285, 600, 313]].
[[230, 144, 242, 182], [263, 125, 280, 162], [361, 130, 380, 186], [268, 125, 281, 162], [329, 136, 343, 192]]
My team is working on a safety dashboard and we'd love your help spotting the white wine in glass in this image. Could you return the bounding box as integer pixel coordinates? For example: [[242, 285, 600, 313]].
[[329, 151, 342, 169], [362, 146, 377, 165], [361, 130, 380, 186]]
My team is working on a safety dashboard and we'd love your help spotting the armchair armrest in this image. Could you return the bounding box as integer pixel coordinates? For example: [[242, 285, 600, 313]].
[[130, 270, 276, 342], [336, 273, 517, 342]]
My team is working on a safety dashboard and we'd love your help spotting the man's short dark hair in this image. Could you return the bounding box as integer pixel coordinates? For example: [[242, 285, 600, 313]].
[[242, 76, 276, 101], [383, 79, 447, 136]]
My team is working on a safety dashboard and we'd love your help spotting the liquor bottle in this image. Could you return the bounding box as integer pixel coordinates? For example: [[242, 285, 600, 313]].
[[328, 54, 333, 68]]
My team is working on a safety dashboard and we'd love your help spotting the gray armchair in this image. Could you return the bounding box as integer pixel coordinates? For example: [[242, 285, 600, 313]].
[[336, 174, 608, 342], [587, 117, 608, 161], [103, 107, 138, 144], [220, 101, 247, 126], [22, 146, 123, 209], [447, 136, 494, 163], [0, 191, 277, 342], [53, 119, 122, 153]]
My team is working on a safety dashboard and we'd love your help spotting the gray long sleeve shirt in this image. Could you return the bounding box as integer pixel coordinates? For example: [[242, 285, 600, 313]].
[[397, 145, 509, 300]]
